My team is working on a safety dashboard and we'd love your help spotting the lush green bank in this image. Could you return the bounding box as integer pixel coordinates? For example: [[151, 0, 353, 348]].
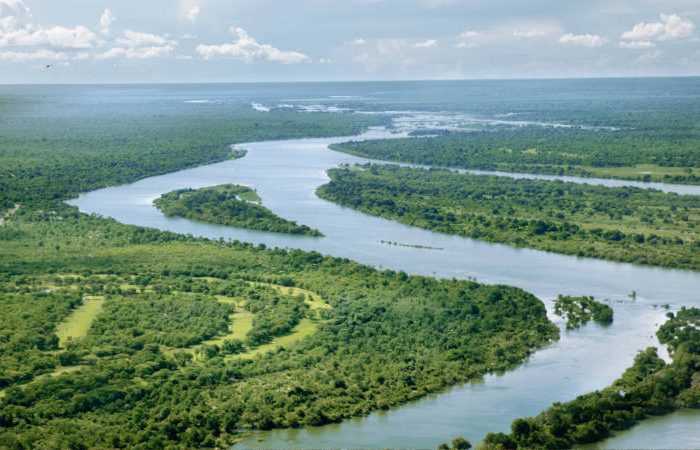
[[332, 125, 700, 185], [317, 165, 700, 270], [154, 184, 322, 236], [0, 102, 385, 209], [0, 208, 558, 448], [479, 307, 700, 449]]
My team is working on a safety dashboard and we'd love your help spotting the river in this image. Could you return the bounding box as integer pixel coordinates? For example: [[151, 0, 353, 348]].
[[69, 128, 700, 448]]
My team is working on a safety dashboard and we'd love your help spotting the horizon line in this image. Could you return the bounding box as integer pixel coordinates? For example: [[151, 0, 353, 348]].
[[1, 74, 699, 87]]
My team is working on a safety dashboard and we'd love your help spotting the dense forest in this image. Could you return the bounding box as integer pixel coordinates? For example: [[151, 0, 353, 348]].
[[332, 124, 700, 184], [154, 184, 322, 236], [317, 164, 700, 270], [0, 206, 558, 448], [479, 307, 700, 449], [0, 100, 386, 210]]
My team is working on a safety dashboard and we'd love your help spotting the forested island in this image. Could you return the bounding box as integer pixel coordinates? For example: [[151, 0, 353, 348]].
[[317, 164, 700, 270], [154, 184, 323, 236], [553, 295, 613, 329], [332, 123, 700, 185]]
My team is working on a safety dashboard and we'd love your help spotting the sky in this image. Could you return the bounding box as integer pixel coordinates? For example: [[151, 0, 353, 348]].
[[0, 0, 698, 83]]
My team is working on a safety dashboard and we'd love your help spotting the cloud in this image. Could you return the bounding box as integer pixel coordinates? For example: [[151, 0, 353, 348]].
[[376, 38, 406, 55], [186, 5, 200, 23], [179, 0, 201, 23], [618, 40, 656, 49], [513, 29, 549, 38], [558, 33, 605, 48], [346, 37, 366, 46], [621, 14, 694, 42], [116, 30, 174, 47], [457, 30, 482, 48], [0, 1, 100, 49], [636, 49, 663, 64], [99, 9, 115, 34], [0, 48, 68, 61], [0, 0, 176, 63], [415, 39, 437, 48], [0, 0, 31, 29], [96, 45, 175, 60], [196, 27, 310, 64], [0, 25, 100, 48]]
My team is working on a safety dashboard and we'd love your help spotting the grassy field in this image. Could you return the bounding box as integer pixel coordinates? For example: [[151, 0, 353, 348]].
[[247, 281, 331, 316], [234, 318, 319, 360], [191, 281, 330, 359], [55, 296, 105, 348], [198, 305, 253, 348]]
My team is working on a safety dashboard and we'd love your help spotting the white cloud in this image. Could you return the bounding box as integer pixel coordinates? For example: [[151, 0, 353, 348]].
[[376, 38, 406, 55], [513, 29, 549, 38], [186, 5, 200, 23], [116, 30, 174, 47], [415, 39, 437, 48], [99, 9, 115, 34], [0, 1, 100, 49], [96, 45, 175, 60], [558, 33, 605, 48], [618, 40, 656, 49], [457, 30, 482, 48], [346, 37, 366, 46], [636, 49, 663, 64], [196, 27, 310, 64], [179, 0, 201, 23], [0, 1, 180, 63], [621, 14, 694, 42], [0, 48, 68, 61], [0, 25, 100, 48]]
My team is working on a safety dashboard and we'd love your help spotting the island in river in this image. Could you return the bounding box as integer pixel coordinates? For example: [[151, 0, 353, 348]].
[[154, 184, 324, 236]]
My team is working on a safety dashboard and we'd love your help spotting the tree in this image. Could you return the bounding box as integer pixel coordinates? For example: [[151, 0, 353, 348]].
[[451, 437, 472, 449]]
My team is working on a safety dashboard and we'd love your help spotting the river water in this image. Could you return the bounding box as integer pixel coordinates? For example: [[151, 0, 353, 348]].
[[69, 125, 700, 448]]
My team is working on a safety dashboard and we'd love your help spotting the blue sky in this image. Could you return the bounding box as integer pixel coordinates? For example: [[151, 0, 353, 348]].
[[0, 0, 698, 83]]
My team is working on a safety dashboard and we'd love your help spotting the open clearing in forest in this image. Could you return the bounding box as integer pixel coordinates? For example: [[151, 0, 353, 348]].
[[182, 279, 330, 360], [232, 318, 317, 360], [246, 281, 331, 317], [55, 296, 105, 348], [200, 298, 254, 348]]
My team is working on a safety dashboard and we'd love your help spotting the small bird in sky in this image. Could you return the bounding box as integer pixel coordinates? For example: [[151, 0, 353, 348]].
[[45, 64, 53, 69]]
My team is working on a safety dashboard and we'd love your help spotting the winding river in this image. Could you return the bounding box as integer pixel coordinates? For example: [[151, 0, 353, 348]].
[[69, 128, 700, 448]]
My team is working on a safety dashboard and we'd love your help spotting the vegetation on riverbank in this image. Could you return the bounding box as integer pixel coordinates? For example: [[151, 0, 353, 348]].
[[317, 165, 700, 270], [553, 295, 613, 330], [332, 124, 700, 185], [479, 307, 700, 449], [154, 184, 323, 236], [0, 99, 386, 209], [0, 207, 558, 448]]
